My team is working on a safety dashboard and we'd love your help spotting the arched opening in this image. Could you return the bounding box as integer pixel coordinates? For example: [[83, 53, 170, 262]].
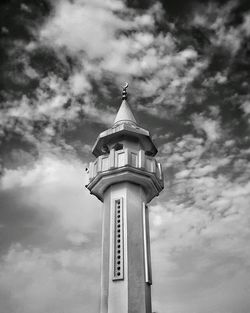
[[112, 143, 123, 151]]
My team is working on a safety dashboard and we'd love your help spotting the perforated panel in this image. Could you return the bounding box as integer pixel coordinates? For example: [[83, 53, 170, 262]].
[[112, 198, 124, 281]]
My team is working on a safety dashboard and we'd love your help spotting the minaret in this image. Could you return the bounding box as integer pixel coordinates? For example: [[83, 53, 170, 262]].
[[86, 84, 164, 313]]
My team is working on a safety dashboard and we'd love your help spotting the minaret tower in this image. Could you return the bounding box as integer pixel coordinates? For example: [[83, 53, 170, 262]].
[[86, 84, 164, 313]]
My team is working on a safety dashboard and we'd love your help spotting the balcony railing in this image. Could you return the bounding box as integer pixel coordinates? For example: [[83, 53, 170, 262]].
[[88, 148, 163, 183]]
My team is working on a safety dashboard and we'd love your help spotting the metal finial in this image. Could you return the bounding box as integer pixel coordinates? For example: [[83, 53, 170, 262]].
[[122, 82, 129, 100]]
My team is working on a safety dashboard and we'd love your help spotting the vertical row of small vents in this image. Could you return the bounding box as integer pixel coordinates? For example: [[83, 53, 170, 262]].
[[113, 198, 124, 281]]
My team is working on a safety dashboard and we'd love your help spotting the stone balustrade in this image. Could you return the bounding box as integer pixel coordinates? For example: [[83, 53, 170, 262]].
[[88, 148, 163, 183]]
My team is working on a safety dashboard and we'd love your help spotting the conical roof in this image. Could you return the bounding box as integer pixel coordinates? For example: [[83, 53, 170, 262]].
[[92, 83, 157, 157], [114, 99, 137, 125]]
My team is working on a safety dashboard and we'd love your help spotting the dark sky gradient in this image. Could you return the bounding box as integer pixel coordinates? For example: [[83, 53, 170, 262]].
[[0, 1, 250, 313]]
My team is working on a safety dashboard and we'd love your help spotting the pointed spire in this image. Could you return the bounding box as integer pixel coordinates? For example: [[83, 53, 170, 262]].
[[114, 83, 137, 125]]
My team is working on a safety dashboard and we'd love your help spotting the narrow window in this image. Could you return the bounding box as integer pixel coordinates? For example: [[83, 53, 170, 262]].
[[102, 157, 109, 171], [117, 152, 125, 167], [131, 152, 137, 167]]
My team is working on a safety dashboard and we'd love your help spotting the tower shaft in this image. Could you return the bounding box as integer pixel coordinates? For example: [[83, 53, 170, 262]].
[[101, 182, 151, 313]]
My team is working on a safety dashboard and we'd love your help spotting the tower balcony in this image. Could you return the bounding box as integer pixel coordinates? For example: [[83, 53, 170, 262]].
[[86, 148, 164, 202]]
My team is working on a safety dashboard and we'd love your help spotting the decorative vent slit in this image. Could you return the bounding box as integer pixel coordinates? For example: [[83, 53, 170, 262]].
[[112, 198, 124, 281]]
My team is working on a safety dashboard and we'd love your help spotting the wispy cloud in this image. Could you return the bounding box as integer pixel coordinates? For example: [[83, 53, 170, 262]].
[[192, 114, 222, 142], [1, 154, 101, 245], [191, 1, 248, 55], [40, 0, 126, 58], [0, 244, 100, 313], [1, 1, 250, 313]]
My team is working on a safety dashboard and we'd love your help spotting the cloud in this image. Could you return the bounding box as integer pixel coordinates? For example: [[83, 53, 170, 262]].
[[160, 134, 205, 169], [134, 47, 208, 118], [0, 244, 100, 313], [2, 0, 225, 145], [40, 0, 127, 58], [150, 199, 250, 313], [150, 164, 250, 313], [242, 12, 250, 36], [241, 100, 250, 114], [1, 1, 250, 313], [0, 70, 115, 147], [39, 0, 162, 82], [0, 154, 101, 245], [202, 71, 228, 88], [155, 129, 250, 280], [20, 3, 32, 13], [191, 1, 246, 55], [192, 114, 222, 142], [38, 0, 209, 117], [69, 71, 92, 96]]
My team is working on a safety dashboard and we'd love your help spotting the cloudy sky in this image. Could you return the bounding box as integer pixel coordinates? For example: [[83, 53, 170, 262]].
[[0, 0, 250, 312]]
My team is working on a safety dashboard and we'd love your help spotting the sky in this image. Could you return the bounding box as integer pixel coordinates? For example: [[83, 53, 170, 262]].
[[0, 0, 250, 312]]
